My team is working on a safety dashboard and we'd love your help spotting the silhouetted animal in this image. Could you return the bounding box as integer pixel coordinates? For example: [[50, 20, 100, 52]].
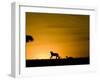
[[66, 56, 68, 59], [26, 35, 34, 42], [50, 51, 60, 59]]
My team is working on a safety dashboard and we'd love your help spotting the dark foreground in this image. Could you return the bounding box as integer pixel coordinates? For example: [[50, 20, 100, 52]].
[[26, 57, 89, 67]]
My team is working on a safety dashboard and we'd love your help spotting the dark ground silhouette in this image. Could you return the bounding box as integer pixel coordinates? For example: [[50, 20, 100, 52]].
[[26, 57, 89, 67]]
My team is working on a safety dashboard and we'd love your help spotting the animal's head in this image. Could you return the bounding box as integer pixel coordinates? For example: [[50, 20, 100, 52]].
[[50, 51, 53, 54]]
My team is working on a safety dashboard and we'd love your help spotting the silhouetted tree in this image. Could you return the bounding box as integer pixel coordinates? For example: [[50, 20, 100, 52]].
[[26, 35, 34, 43]]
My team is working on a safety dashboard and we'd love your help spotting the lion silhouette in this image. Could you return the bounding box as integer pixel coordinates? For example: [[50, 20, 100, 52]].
[[50, 51, 60, 59]]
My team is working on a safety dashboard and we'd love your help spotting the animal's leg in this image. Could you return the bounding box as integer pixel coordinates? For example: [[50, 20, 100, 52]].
[[58, 56, 59, 59], [56, 55, 59, 59], [56, 55, 60, 59], [50, 55, 52, 59], [56, 56, 58, 59]]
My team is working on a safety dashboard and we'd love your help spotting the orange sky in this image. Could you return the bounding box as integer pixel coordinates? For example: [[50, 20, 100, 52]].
[[26, 12, 89, 60]]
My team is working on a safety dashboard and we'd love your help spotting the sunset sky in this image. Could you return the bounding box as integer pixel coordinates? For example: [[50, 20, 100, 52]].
[[26, 12, 89, 60]]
